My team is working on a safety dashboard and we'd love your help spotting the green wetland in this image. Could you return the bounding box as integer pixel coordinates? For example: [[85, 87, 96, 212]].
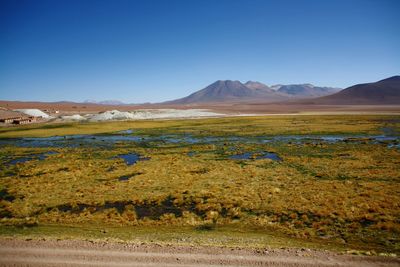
[[0, 115, 399, 253]]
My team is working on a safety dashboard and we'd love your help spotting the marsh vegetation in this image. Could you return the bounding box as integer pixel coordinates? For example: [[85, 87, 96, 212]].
[[0, 115, 399, 253]]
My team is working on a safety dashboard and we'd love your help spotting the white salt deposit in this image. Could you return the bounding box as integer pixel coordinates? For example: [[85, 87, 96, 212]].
[[89, 110, 136, 121], [14, 109, 51, 118], [146, 109, 222, 119], [60, 114, 86, 121], [87, 109, 222, 121]]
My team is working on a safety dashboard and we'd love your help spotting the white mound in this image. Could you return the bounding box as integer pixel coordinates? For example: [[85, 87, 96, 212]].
[[60, 114, 86, 121], [135, 109, 221, 119], [87, 109, 222, 121], [14, 109, 51, 118], [89, 110, 136, 121]]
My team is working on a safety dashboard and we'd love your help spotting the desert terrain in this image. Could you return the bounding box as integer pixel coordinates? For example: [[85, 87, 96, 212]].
[[1, 99, 400, 118]]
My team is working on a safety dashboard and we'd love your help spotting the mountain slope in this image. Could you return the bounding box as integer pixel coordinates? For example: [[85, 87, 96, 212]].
[[314, 76, 400, 104], [277, 84, 341, 98], [166, 80, 287, 104], [244, 81, 276, 93], [166, 80, 341, 104]]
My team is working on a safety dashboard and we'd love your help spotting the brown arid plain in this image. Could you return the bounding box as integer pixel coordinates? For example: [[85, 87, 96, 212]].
[[1, 99, 400, 115]]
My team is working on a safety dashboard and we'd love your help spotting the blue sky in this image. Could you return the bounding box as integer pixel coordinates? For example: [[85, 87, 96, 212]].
[[0, 0, 399, 103]]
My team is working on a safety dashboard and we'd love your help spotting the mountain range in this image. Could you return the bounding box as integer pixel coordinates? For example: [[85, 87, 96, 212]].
[[79, 76, 400, 105], [166, 81, 341, 104], [84, 100, 126, 105], [274, 84, 341, 98]]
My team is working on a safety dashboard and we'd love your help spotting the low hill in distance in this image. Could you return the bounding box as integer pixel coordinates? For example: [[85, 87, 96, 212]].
[[84, 100, 126, 105], [311, 76, 400, 104]]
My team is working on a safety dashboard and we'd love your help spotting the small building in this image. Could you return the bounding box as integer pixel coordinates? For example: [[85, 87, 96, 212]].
[[28, 116, 37, 122], [0, 117, 23, 123], [13, 118, 34, 125]]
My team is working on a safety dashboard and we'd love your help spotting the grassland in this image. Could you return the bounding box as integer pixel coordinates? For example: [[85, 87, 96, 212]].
[[0, 115, 399, 254], [0, 114, 398, 138]]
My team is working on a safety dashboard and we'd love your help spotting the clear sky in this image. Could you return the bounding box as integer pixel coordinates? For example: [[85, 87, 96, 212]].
[[0, 0, 399, 103]]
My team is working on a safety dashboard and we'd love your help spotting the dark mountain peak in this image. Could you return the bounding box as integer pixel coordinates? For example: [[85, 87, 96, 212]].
[[314, 76, 400, 104], [377, 75, 400, 83]]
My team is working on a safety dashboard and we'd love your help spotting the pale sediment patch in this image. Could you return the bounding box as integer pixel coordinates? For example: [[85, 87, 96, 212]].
[[13, 109, 52, 119], [60, 114, 86, 121], [63, 109, 225, 122]]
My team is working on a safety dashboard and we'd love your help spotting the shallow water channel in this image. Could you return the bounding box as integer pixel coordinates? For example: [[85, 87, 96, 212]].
[[1, 131, 398, 171], [113, 153, 149, 166], [229, 152, 282, 161], [6, 151, 58, 165], [0, 132, 398, 148]]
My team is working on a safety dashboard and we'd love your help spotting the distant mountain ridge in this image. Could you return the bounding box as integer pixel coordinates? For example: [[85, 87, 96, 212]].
[[166, 80, 340, 104], [313, 76, 400, 104], [68, 76, 400, 106], [276, 84, 341, 97], [84, 100, 126, 105]]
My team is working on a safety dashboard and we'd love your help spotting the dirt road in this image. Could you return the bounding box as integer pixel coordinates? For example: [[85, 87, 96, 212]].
[[0, 239, 398, 267]]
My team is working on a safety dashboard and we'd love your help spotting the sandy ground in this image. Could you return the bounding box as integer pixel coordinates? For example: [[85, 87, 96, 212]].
[[1, 103, 400, 127], [0, 239, 398, 267], [1, 100, 400, 115]]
